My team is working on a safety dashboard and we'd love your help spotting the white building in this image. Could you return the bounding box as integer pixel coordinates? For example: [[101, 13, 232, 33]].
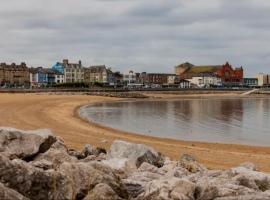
[[257, 73, 270, 86], [187, 76, 222, 88], [52, 59, 84, 83], [123, 70, 138, 84]]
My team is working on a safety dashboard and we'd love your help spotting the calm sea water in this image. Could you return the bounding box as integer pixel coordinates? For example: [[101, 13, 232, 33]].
[[80, 98, 270, 146]]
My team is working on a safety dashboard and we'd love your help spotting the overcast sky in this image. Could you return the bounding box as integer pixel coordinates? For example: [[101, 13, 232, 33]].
[[0, 0, 269, 76]]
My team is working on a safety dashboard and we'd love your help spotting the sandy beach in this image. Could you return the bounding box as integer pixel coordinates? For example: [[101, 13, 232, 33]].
[[1, 92, 270, 171]]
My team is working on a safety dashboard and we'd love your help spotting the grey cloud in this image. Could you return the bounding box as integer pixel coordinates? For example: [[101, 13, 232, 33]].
[[0, 0, 269, 75]]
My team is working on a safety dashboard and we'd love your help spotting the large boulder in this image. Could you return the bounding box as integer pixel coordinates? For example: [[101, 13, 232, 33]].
[[34, 140, 77, 167], [137, 177, 196, 200], [59, 161, 129, 200], [0, 182, 29, 200], [108, 140, 165, 168], [83, 183, 123, 200], [0, 128, 56, 160], [0, 154, 73, 200]]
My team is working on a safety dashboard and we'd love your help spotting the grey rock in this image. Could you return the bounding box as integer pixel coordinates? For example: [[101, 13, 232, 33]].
[[137, 177, 195, 200], [0, 182, 29, 200], [83, 183, 123, 200], [30, 159, 53, 170], [0, 154, 73, 200], [59, 161, 129, 200], [0, 127, 56, 160], [108, 140, 164, 168], [82, 144, 94, 157], [180, 154, 196, 162], [34, 140, 77, 167]]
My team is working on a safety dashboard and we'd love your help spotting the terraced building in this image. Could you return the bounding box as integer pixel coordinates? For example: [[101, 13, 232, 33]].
[[0, 62, 30, 87], [175, 62, 244, 86]]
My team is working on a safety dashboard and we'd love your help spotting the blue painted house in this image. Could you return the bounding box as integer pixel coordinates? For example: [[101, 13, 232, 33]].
[[52, 62, 65, 75]]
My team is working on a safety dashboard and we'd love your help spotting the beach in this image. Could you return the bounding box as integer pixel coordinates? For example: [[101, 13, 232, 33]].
[[1, 92, 270, 171]]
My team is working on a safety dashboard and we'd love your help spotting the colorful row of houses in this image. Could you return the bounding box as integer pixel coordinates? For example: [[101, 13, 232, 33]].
[[0, 59, 269, 88]]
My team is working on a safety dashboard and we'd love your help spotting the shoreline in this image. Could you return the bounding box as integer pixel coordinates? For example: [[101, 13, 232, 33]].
[[1, 92, 270, 171]]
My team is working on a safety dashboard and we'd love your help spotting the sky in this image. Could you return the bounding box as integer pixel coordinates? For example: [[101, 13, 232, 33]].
[[0, 0, 270, 76]]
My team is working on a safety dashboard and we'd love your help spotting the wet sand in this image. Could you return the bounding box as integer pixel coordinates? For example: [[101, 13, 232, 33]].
[[1, 93, 270, 171]]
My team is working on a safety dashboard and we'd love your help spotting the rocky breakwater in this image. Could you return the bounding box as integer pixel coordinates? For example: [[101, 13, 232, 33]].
[[1, 128, 270, 200]]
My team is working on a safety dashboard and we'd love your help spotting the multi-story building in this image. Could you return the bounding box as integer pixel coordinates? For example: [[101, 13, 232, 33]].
[[256, 73, 270, 86], [113, 71, 123, 86], [52, 59, 84, 83], [123, 70, 139, 84], [187, 76, 222, 88], [175, 62, 244, 86], [142, 73, 175, 85], [244, 78, 258, 87], [0, 62, 30, 87], [30, 67, 65, 87], [84, 65, 114, 85]]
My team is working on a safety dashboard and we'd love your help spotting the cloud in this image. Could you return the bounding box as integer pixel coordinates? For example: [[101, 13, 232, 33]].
[[0, 0, 269, 76]]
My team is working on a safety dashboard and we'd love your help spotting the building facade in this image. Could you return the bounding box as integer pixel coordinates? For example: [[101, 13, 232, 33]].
[[256, 74, 270, 86], [52, 59, 84, 83], [175, 62, 243, 86], [84, 65, 114, 85], [30, 67, 65, 87], [123, 71, 140, 84], [0, 62, 30, 87], [141, 73, 175, 85], [244, 78, 258, 87], [187, 76, 222, 88]]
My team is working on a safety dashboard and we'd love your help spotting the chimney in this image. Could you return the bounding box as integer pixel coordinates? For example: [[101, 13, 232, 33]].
[[79, 60, 82, 66], [63, 59, 69, 65]]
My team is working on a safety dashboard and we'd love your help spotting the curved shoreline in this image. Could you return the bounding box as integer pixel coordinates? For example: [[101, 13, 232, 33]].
[[1, 93, 270, 171]]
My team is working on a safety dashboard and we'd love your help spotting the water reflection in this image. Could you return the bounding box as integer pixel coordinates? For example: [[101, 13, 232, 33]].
[[81, 98, 270, 146]]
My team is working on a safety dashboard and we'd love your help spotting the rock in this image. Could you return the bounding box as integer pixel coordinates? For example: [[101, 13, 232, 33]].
[[108, 140, 164, 168], [0, 154, 73, 200], [214, 192, 270, 200], [0, 182, 29, 200], [102, 158, 137, 178], [30, 159, 53, 170], [181, 154, 196, 162], [94, 147, 107, 156], [82, 144, 94, 157], [137, 177, 195, 200], [230, 166, 270, 191], [179, 157, 206, 173], [0, 127, 56, 160], [240, 162, 257, 171], [59, 161, 129, 200], [195, 177, 219, 200], [83, 183, 123, 200], [68, 148, 86, 159], [34, 140, 77, 167]]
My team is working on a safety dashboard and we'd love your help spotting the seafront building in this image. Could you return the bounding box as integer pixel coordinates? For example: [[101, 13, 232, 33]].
[[256, 73, 270, 86], [175, 62, 244, 86], [30, 67, 65, 87], [52, 59, 84, 83], [244, 78, 258, 87], [0, 62, 30, 87], [84, 65, 115, 85], [187, 76, 222, 88]]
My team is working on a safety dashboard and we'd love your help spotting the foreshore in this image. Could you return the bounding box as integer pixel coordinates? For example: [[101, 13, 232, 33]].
[[1, 92, 270, 171]]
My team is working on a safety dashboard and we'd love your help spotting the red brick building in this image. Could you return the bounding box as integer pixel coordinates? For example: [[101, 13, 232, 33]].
[[175, 62, 243, 86]]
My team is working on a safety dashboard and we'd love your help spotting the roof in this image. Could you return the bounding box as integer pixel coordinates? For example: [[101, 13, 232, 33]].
[[189, 66, 222, 73], [86, 65, 107, 73], [175, 62, 194, 69]]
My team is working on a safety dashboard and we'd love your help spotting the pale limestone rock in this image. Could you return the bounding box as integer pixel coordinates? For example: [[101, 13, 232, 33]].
[[0, 127, 56, 160], [108, 140, 164, 168]]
